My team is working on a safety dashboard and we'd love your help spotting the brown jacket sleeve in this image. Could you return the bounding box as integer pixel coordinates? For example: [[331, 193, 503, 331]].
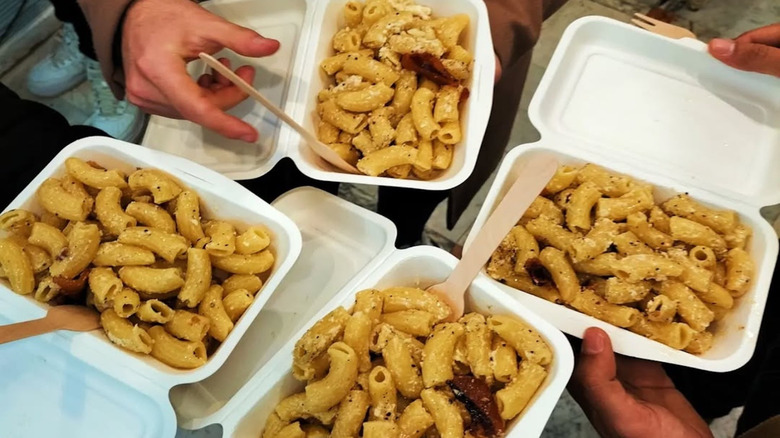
[[484, 0, 567, 70], [77, 0, 135, 98], [739, 416, 780, 438]]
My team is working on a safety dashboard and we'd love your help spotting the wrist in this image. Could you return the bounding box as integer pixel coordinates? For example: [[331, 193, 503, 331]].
[[113, 0, 141, 69]]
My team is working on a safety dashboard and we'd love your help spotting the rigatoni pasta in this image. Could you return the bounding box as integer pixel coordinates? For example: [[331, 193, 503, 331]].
[[0, 157, 276, 369], [487, 163, 756, 355], [262, 285, 553, 437], [316, 0, 474, 180]]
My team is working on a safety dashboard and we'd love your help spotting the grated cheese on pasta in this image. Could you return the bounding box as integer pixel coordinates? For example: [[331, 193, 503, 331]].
[[389, 0, 432, 18]]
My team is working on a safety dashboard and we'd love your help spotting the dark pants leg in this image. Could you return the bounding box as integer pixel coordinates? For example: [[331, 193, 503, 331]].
[[377, 187, 449, 247], [238, 158, 339, 205], [49, 0, 96, 60], [665, 250, 780, 421], [0, 83, 105, 208], [737, 333, 780, 434]]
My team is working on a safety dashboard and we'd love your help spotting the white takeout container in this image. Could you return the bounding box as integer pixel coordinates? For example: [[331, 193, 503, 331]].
[[141, 0, 495, 190], [210, 244, 574, 438], [0, 137, 302, 437], [466, 17, 780, 372]]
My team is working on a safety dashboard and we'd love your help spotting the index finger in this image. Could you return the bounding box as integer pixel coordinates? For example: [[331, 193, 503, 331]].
[[736, 23, 780, 46]]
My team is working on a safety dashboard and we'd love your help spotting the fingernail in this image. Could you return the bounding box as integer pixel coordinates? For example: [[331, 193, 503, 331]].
[[710, 38, 735, 56], [253, 36, 280, 50], [240, 134, 256, 143], [582, 328, 604, 355]]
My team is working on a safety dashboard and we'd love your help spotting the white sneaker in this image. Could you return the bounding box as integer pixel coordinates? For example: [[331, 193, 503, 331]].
[[27, 23, 86, 97], [84, 59, 145, 142]]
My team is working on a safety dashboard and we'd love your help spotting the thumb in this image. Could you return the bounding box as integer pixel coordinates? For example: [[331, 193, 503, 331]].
[[570, 328, 632, 416], [209, 21, 281, 58], [709, 38, 780, 77]]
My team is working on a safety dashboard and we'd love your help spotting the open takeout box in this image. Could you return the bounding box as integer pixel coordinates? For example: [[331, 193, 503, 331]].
[[141, 0, 495, 189], [466, 16, 780, 372], [0, 177, 574, 437], [0, 137, 302, 436]]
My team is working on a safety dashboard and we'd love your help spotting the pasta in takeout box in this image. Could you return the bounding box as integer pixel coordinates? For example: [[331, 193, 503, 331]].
[[487, 163, 756, 355], [316, 0, 474, 180], [0, 157, 276, 369], [262, 286, 554, 438]]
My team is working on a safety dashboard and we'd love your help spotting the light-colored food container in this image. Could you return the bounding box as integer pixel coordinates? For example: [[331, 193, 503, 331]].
[[211, 245, 574, 438], [141, 0, 495, 189], [466, 17, 780, 372], [0, 137, 302, 437]]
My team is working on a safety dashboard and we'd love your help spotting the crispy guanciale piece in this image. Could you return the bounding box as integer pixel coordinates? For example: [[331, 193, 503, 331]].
[[53, 269, 91, 297], [448, 375, 505, 437], [524, 258, 552, 287], [401, 53, 459, 87]]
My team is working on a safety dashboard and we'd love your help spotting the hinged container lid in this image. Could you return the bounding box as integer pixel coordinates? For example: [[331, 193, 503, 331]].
[[141, 0, 306, 179], [529, 17, 780, 208], [0, 302, 176, 438]]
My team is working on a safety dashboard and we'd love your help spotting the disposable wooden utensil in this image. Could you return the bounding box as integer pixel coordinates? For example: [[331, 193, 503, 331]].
[[198, 53, 360, 174], [631, 13, 697, 39], [0, 305, 100, 345], [427, 154, 559, 321]]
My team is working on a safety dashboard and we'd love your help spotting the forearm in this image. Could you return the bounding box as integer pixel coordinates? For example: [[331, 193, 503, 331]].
[[483, 0, 567, 70], [77, 0, 136, 97]]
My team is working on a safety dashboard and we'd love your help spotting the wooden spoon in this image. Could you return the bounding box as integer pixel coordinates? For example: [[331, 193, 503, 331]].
[[0, 305, 100, 345], [198, 53, 360, 174], [427, 154, 559, 321]]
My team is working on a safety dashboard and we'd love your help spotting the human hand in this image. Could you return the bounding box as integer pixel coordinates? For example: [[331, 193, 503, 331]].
[[708, 23, 780, 78], [121, 0, 280, 142], [568, 328, 713, 438]]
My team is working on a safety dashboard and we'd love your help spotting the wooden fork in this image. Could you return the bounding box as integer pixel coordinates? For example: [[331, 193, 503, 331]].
[[631, 13, 697, 40]]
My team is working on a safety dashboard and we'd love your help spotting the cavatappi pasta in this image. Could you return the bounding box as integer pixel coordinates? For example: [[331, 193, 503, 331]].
[[0, 157, 275, 369], [316, 0, 474, 180], [262, 286, 553, 437], [487, 163, 756, 354]]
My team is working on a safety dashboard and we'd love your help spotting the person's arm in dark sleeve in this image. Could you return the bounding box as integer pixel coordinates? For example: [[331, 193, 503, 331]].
[[483, 0, 568, 71], [0, 83, 105, 208]]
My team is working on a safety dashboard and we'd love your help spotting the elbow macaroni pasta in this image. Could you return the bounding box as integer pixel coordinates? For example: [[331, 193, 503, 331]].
[[316, 0, 473, 180], [487, 163, 756, 354], [0, 157, 275, 369], [264, 285, 553, 437]]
